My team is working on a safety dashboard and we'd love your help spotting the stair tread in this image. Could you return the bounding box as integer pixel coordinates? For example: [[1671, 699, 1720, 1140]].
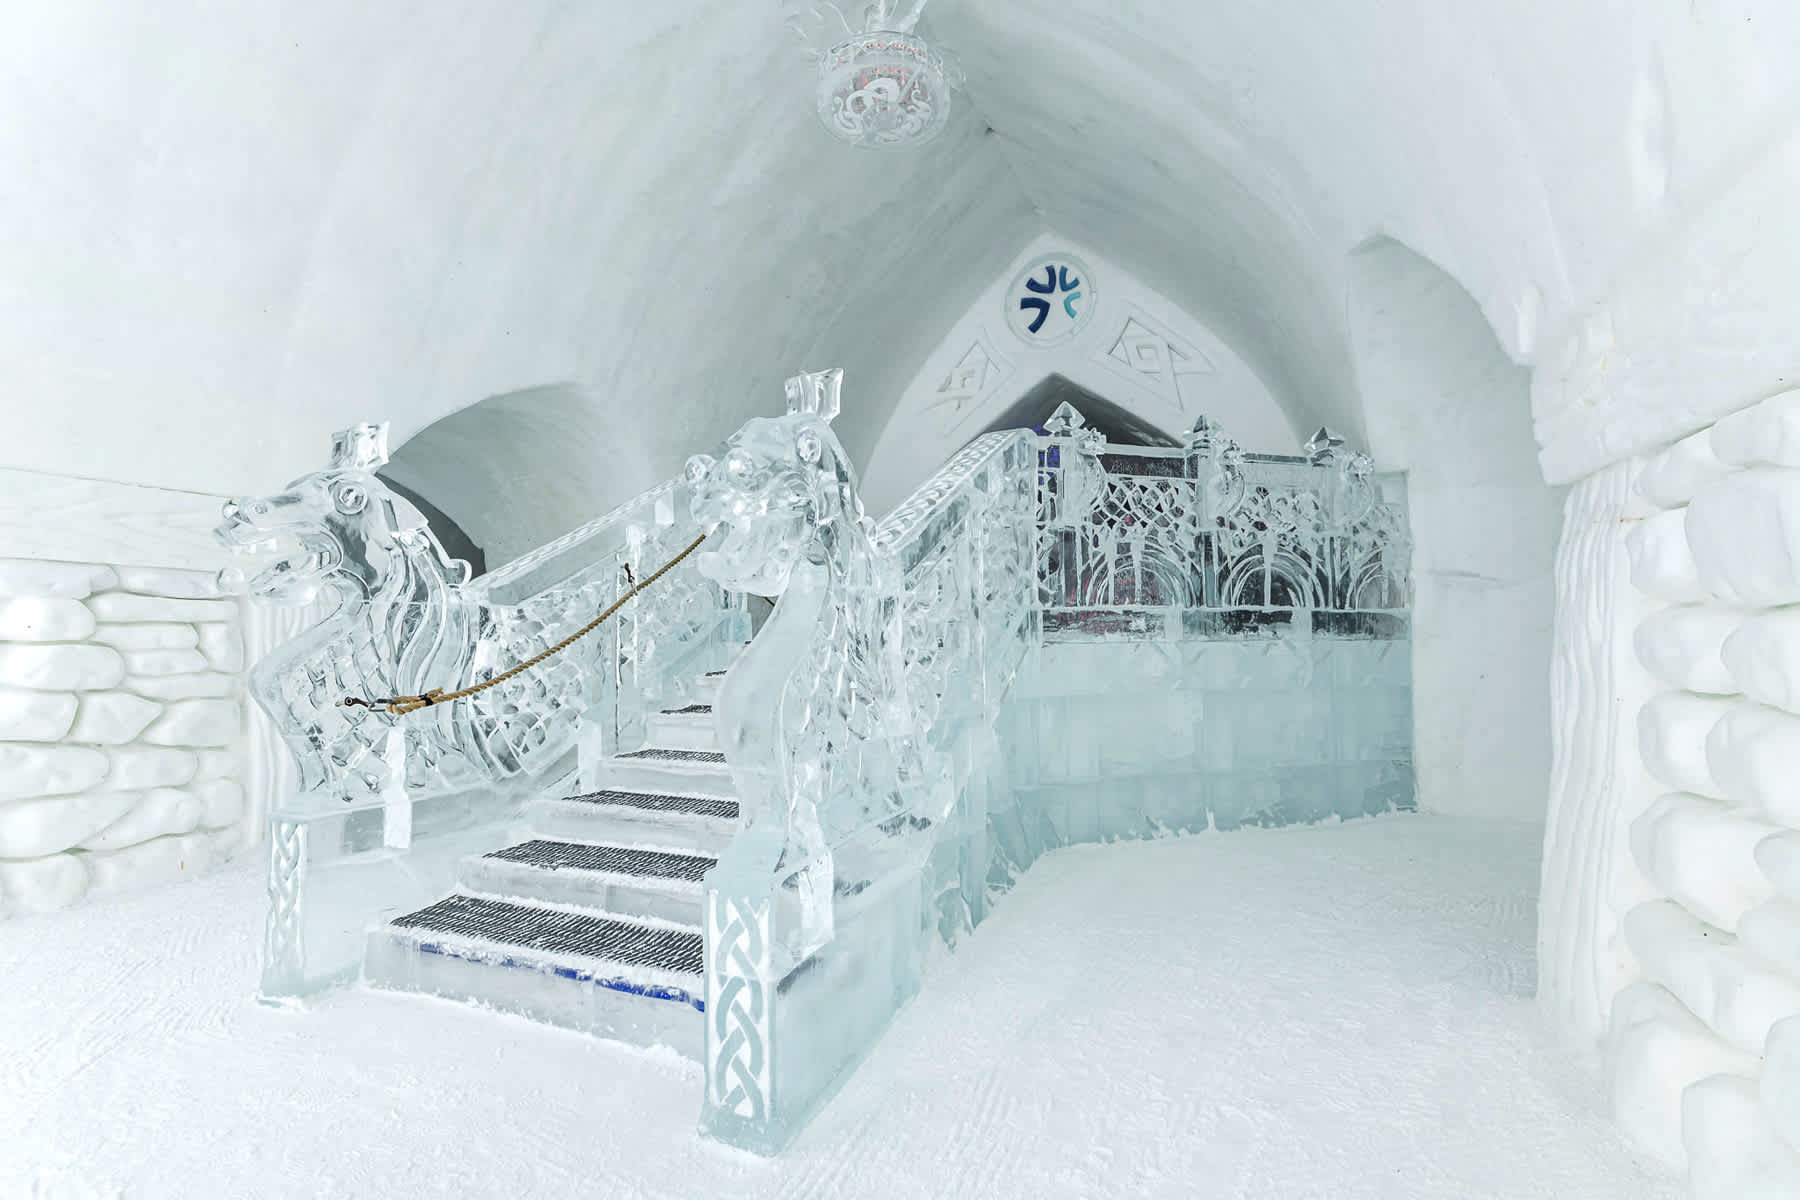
[[659, 704, 713, 715], [485, 839, 714, 883], [389, 894, 702, 976], [617, 747, 724, 764], [556, 788, 739, 821]]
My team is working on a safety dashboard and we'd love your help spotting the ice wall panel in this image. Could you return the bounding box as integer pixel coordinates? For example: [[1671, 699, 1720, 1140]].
[[1008, 634, 1412, 842]]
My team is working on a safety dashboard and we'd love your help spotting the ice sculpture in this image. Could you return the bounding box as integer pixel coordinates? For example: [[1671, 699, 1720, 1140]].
[[687, 371, 1036, 1148], [221, 373, 1411, 1151], [1035, 404, 1407, 631], [685, 388, 1410, 1150], [785, 1, 963, 148], [218, 422, 744, 998]]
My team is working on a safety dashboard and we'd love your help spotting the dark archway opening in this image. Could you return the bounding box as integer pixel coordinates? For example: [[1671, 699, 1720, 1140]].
[[376, 471, 488, 578], [975, 374, 1180, 447]]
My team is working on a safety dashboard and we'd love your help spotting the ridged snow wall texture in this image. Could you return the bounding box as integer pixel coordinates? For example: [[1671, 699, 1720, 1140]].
[[0, 469, 313, 917], [1543, 397, 1800, 1198], [1537, 461, 1661, 1049]]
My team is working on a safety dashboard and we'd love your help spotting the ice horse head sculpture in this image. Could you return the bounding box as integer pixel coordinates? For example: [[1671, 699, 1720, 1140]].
[[215, 423, 607, 805], [215, 422, 494, 802], [215, 422, 470, 607], [687, 368, 922, 968]]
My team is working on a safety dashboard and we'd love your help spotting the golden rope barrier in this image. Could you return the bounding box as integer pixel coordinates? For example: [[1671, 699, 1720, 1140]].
[[340, 532, 709, 716]]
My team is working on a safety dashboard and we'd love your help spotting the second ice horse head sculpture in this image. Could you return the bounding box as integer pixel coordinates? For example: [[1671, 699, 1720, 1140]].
[[686, 368, 921, 970], [686, 368, 865, 597]]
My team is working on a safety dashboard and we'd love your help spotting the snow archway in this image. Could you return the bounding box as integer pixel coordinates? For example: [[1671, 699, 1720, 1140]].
[[1347, 237, 1564, 821]]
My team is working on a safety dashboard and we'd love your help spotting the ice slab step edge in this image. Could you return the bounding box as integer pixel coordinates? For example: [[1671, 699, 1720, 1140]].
[[645, 706, 718, 751], [366, 893, 704, 1057], [532, 788, 739, 855], [588, 747, 732, 794], [458, 839, 712, 927], [693, 671, 726, 706]]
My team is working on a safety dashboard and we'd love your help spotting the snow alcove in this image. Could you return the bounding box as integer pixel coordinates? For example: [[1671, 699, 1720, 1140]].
[[5, 3, 1800, 1197]]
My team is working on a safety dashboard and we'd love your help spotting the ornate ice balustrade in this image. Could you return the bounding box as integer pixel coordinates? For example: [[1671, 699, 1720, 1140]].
[[687, 373, 1038, 1149], [217, 424, 745, 1000], [688, 388, 1413, 1150], [1035, 403, 1412, 640], [225, 376, 1412, 1150]]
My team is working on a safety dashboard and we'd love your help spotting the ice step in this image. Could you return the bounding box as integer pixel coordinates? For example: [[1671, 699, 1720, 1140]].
[[459, 839, 711, 927], [693, 670, 727, 707], [533, 788, 739, 855], [588, 746, 732, 794], [366, 893, 703, 1057], [645, 705, 717, 751]]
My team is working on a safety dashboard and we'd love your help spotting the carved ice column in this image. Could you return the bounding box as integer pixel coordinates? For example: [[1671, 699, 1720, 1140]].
[[242, 593, 331, 999], [700, 870, 777, 1149]]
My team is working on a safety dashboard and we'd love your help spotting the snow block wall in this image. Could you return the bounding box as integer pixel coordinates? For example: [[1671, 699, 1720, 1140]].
[[1591, 403, 1800, 1194], [1535, 124, 1800, 1198], [0, 469, 312, 917], [0, 561, 245, 911]]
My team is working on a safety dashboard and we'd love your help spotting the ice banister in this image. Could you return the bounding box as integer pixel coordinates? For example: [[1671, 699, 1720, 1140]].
[[692, 378, 1413, 1154], [218, 424, 746, 1001], [692, 370, 1039, 1152]]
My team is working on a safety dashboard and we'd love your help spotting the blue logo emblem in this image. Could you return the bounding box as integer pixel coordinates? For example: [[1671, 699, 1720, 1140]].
[[1006, 254, 1095, 345]]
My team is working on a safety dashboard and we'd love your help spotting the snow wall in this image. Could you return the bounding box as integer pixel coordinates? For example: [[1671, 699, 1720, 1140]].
[[0, 475, 319, 914], [1536, 122, 1800, 1199]]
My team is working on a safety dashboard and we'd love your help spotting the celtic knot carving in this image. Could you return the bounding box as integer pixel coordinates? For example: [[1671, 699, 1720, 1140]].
[[263, 819, 306, 989], [706, 892, 773, 1121]]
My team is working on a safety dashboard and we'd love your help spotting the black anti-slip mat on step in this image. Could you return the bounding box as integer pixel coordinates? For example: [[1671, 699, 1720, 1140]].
[[619, 748, 726, 764], [487, 839, 714, 883], [391, 894, 703, 975], [558, 788, 739, 821]]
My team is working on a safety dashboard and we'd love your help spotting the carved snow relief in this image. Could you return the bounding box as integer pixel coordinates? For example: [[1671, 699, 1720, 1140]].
[[923, 340, 1010, 430], [1098, 312, 1215, 414]]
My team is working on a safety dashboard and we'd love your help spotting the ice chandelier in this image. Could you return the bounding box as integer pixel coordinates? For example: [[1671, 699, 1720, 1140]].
[[786, 1, 962, 149]]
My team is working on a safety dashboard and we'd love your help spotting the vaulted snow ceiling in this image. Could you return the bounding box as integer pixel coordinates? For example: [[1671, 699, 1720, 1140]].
[[5, 2, 1797, 547]]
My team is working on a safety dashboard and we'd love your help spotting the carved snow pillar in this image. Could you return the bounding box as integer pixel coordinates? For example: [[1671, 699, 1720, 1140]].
[[1538, 458, 1662, 1043]]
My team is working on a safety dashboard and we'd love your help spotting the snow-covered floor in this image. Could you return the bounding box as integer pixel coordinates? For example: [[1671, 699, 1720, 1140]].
[[3, 815, 1679, 1200]]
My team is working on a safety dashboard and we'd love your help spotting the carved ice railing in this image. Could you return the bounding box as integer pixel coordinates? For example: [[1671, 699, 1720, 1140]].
[[695, 398, 1412, 1154], [1035, 405, 1411, 641], [226, 432, 745, 1002], [878, 430, 1041, 778], [698, 426, 1039, 1153]]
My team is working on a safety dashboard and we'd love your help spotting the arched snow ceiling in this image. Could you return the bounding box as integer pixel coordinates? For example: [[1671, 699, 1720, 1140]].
[[4, 1, 1798, 531]]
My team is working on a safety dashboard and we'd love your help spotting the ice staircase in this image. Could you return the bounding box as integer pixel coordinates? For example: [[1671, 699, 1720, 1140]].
[[363, 659, 743, 1058]]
